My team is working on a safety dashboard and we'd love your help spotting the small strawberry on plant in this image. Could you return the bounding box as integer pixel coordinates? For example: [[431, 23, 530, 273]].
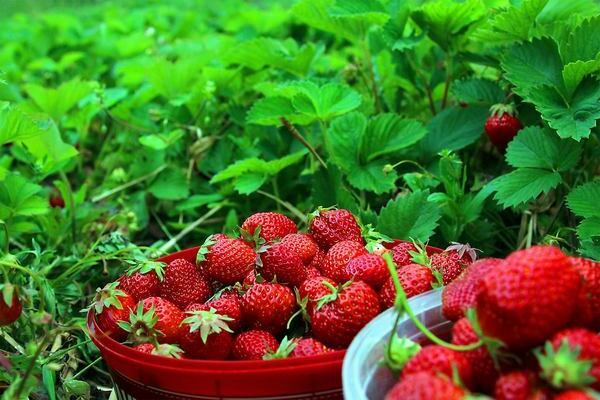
[[484, 103, 522, 151], [0, 283, 22, 326], [92, 282, 135, 341]]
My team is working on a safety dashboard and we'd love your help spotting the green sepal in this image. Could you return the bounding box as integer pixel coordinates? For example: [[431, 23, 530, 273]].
[[196, 235, 217, 264], [124, 259, 166, 281], [118, 302, 161, 345], [90, 281, 126, 314], [181, 307, 233, 344], [263, 336, 297, 360], [383, 335, 421, 374], [536, 339, 596, 389]]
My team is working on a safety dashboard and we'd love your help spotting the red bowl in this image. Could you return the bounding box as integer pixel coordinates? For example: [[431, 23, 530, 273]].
[[88, 243, 442, 399]]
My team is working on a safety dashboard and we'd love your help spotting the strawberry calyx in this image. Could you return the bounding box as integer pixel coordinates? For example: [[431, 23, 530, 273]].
[[118, 302, 161, 345], [315, 280, 352, 310], [91, 281, 127, 314], [384, 335, 421, 374], [263, 336, 297, 360], [445, 242, 480, 263], [240, 226, 266, 250], [1, 283, 17, 308], [195, 235, 218, 264], [287, 288, 310, 330], [307, 206, 335, 223], [408, 240, 431, 267], [489, 103, 517, 118], [535, 339, 596, 389], [150, 343, 185, 359], [181, 307, 233, 344], [124, 259, 166, 281], [362, 224, 393, 253]]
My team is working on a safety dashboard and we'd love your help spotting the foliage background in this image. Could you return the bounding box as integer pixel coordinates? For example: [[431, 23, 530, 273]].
[[0, 0, 599, 398]]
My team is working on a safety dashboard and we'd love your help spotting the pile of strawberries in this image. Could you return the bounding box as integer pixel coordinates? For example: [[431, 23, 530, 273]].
[[91, 208, 473, 361], [384, 246, 600, 400]]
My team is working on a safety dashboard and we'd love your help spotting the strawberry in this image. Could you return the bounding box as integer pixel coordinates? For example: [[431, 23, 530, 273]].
[[291, 338, 331, 358], [451, 317, 498, 392], [401, 345, 473, 388], [298, 276, 336, 313], [179, 308, 234, 360], [484, 104, 522, 151], [442, 258, 502, 321], [379, 264, 435, 309], [537, 328, 600, 390], [118, 260, 165, 302], [188, 291, 242, 331], [476, 246, 580, 350], [232, 330, 279, 360], [494, 370, 538, 400], [160, 258, 211, 309], [308, 248, 325, 270], [241, 212, 297, 242], [259, 243, 307, 286], [390, 242, 417, 268], [569, 257, 600, 330], [133, 343, 184, 359], [49, 192, 65, 208], [309, 208, 363, 249], [304, 265, 321, 279], [345, 253, 389, 288], [280, 233, 318, 265], [320, 240, 367, 282], [0, 284, 22, 326], [139, 297, 184, 343], [200, 237, 256, 285], [92, 282, 136, 341], [243, 269, 257, 287], [241, 282, 296, 334], [385, 371, 465, 400], [429, 251, 471, 286], [554, 390, 596, 400], [310, 280, 380, 348]]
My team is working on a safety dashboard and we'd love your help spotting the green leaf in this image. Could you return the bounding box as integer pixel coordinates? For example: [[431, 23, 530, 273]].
[[291, 82, 362, 121], [328, 0, 390, 28], [234, 173, 268, 195], [577, 217, 600, 240], [139, 129, 184, 151], [567, 181, 600, 218], [0, 105, 48, 144], [24, 79, 97, 121], [475, 0, 548, 44], [420, 106, 488, 155], [505, 127, 581, 171], [148, 168, 190, 200], [361, 114, 427, 161], [377, 191, 441, 242], [246, 97, 296, 126], [526, 78, 600, 141], [175, 194, 224, 212], [347, 160, 398, 194], [560, 16, 600, 94], [0, 174, 49, 218], [492, 169, 562, 208], [451, 78, 505, 105], [325, 112, 367, 172]]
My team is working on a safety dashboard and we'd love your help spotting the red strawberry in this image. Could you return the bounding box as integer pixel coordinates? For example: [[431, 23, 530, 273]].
[[345, 253, 389, 288], [429, 251, 471, 285], [385, 371, 465, 400], [243, 270, 257, 286], [442, 258, 502, 321], [298, 276, 336, 313], [49, 192, 65, 208], [259, 243, 307, 286], [476, 246, 580, 350], [320, 240, 367, 282], [308, 248, 325, 270], [188, 291, 242, 331], [92, 282, 136, 341], [241, 212, 297, 242], [485, 104, 522, 151], [232, 330, 279, 360], [241, 282, 296, 334], [309, 208, 363, 249], [379, 264, 435, 309], [0, 285, 22, 326], [179, 308, 234, 360], [569, 257, 600, 329], [140, 297, 184, 343], [401, 345, 473, 388], [118, 260, 165, 302], [305, 265, 321, 279], [201, 237, 256, 285], [537, 328, 600, 390], [391, 242, 417, 268], [310, 281, 380, 348], [291, 338, 331, 358], [133, 343, 184, 358], [160, 258, 211, 309], [494, 370, 537, 400], [280, 233, 318, 265], [451, 317, 498, 392], [554, 390, 595, 400]]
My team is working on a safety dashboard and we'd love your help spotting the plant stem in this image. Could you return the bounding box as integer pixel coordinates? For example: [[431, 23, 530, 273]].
[[279, 117, 327, 169], [257, 190, 307, 224], [157, 205, 223, 254], [441, 54, 452, 109], [71, 357, 102, 380], [59, 171, 77, 243], [14, 334, 47, 399], [0, 221, 8, 254], [92, 165, 167, 203], [363, 40, 381, 113]]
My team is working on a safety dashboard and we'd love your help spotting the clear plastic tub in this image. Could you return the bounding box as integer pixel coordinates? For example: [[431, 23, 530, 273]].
[[342, 289, 447, 400]]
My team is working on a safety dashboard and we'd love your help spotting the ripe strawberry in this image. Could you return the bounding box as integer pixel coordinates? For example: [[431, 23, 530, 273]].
[[310, 281, 380, 348], [291, 338, 331, 358], [280, 233, 318, 265], [537, 328, 600, 390], [304, 265, 321, 279], [92, 282, 136, 341], [451, 317, 498, 392], [179, 309, 234, 360], [309, 208, 363, 249], [298, 276, 336, 313], [345, 253, 389, 288], [133, 343, 184, 359], [259, 243, 307, 286], [391, 242, 417, 268], [241, 282, 296, 334], [118, 260, 165, 302], [485, 104, 522, 151], [320, 240, 367, 282], [569, 257, 600, 329], [554, 390, 595, 400], [243, 269, 257, 287], [379, 264, 435, 309], [476, 246, 580, 350], [188, 291, 242, 331], [160, 258, 211, 309], [494, 370, 537, 400], [241, 212, 297, 242], [385, 371, 465, 400], [442, 258, 503, 321], [0, 285, 22, 326], [49, 192, 65, 208], [401, 345, 473, 388], [140, 297, 184, 343], [429, 251, 471, 285], [308, 248, 325, 270], [232, 330, 279, 360], [200, 237, 256, 285]]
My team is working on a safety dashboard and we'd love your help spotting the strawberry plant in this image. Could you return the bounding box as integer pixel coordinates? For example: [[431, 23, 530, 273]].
[[0, 0, 599, 397]]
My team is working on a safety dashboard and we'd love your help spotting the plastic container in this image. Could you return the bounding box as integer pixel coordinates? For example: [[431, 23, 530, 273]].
[[342, 289, 447, 400], [88, 243, 443, 399]]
